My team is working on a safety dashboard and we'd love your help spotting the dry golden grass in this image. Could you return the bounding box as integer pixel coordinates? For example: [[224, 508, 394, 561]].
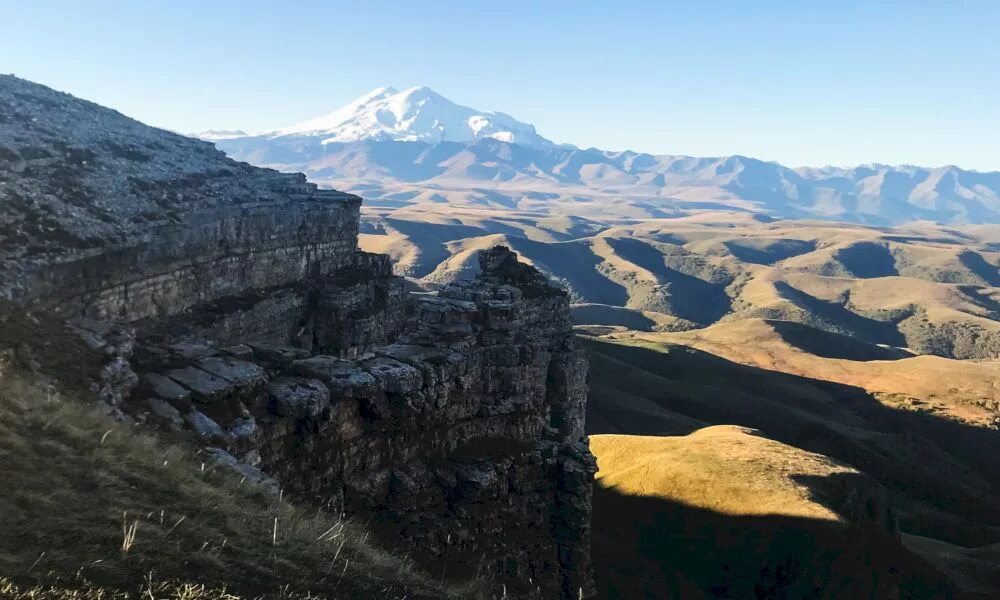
[[357, 231, 423, 275], [360, 210, 1000, 359], [588, 428, 958, 599], [0, 577, 330, 599], [614, 318, 1000, 426], [0, 375, 477, 600], [592, 427, 864, 522], [584, 334, 1000, 596]]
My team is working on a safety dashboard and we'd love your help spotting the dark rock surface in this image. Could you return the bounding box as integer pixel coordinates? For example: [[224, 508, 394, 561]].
[[0, 75, 360, 320], [0, 76, 595, 598]]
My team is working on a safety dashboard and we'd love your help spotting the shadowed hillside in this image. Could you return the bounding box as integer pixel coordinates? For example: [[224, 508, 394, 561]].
[[360, 211, 1000, 358], [590, 430, 958, 599], [617, 318, 1000, 424], [582, 335, 1000, 597]]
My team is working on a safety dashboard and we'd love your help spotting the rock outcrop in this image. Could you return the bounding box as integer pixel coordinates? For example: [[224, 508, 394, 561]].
[[0, 76, 595, 597]]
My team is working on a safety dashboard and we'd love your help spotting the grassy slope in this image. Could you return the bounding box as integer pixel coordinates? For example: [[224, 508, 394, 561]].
[[0, 375, 473, 600], [590, 429, 956, 599], [583, 335, 1000, 597], [612, 318, 1000, 426], [592, 427, 864, 522]]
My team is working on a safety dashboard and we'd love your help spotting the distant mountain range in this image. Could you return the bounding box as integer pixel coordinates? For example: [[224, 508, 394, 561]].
[[203, 87, 1000, 225]]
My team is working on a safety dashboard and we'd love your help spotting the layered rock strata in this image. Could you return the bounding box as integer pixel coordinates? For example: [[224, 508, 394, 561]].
[[0, 76, 595, 598]]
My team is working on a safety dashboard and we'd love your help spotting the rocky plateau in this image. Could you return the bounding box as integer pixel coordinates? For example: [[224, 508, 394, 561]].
[[0, 75, 596, 598]]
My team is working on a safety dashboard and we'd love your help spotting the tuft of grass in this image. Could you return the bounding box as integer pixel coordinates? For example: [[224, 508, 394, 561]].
[[121, 513, 139, 554], [0, 374, 481, 599], [0, 576, 331, 599]]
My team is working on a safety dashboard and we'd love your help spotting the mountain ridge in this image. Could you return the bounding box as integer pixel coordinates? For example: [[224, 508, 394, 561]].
[[204, 87, 1000, 225]]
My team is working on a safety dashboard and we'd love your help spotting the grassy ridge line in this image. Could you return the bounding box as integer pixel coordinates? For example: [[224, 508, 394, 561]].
[[0, 375, 477, 599]]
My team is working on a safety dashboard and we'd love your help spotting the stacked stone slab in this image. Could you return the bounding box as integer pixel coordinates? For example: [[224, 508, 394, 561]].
[[0, 76, 596, 598]]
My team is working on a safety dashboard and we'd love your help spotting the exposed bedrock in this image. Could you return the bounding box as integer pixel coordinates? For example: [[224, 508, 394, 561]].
[[34, 194, 362, 321], [1, 76, 596, 597], [0, 75, 363, 320], [59, 245, 597, 597], [119, 247, 596, 597]]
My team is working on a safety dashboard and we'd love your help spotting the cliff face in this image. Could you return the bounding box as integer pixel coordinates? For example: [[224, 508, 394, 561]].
[[0, 76, 595, 597], [0, 75, 361, 320]]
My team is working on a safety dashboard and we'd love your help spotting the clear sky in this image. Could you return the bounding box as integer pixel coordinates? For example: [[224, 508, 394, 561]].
[[3, 1, 999, 170]]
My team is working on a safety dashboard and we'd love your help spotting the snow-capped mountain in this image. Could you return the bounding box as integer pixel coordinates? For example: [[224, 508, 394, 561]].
[[202, 87, 1000, 225], [228, 86, 554, 148]]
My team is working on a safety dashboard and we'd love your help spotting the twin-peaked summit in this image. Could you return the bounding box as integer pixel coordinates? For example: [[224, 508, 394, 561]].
[[209, 85, 553, 148]]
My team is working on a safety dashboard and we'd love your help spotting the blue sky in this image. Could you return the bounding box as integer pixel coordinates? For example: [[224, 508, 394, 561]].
[[3, 1, 999, 170]]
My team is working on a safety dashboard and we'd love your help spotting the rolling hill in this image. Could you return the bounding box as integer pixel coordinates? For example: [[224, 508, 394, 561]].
[[582, 334, 1000, 597], [203, 87, 1000, 362], [590, 428, 957, 599], [357, 209, 1000, 359]]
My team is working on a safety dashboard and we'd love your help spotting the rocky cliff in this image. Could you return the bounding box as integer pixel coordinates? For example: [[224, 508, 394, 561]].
[[0, 76, 595, 598]]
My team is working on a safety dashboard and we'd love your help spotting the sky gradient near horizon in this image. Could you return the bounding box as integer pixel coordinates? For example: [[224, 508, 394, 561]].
[[3, 1, 999, 170]]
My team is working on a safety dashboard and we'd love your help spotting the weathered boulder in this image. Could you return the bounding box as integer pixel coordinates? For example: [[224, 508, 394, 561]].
[[267, 377, 330, 419], [185, 409, 225, 439], [202, 447, 280, 496], [146, 396, 184, 431], [144, 372, 191, 406]]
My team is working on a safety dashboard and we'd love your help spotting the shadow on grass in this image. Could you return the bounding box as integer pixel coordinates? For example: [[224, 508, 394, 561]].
[[583, 337, 1000, 552], [592, 476, 960, 599]]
